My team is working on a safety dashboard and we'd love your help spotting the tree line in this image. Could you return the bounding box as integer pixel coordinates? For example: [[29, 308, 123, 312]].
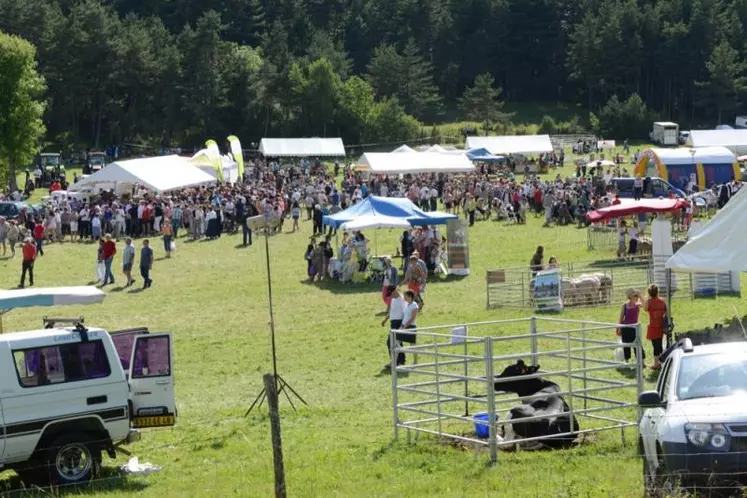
[[1, 0, 747, 152]]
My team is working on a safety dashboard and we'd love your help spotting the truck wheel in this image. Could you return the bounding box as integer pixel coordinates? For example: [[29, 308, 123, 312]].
[[45, 433, 101, 485]]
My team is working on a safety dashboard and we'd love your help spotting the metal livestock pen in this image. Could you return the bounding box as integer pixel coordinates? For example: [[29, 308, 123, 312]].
[[390, 317, 644, 463]]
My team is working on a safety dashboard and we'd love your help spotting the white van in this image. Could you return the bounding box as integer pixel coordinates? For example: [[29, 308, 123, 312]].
[[0, 288, 176, 486]]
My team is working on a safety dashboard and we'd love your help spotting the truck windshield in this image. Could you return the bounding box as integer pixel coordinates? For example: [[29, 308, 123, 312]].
[[41, 156, 59, 167], [677, 353, 747, 400], [90, 156, 105, 166]]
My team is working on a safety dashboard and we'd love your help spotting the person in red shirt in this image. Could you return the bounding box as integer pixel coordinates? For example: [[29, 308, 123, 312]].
[[33, 220, 45, 256], [101, 234, 117, 285], [19, 238, 37, 288], [50, 181, 61, 192]]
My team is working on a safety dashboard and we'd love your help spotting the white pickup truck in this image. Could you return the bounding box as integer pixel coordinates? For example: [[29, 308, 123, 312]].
[[0, 287, 176, 486]]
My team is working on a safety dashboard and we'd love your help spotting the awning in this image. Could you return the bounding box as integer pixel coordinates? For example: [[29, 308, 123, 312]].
[[586, 198, 689, 223], [467, 148, 505, 162]]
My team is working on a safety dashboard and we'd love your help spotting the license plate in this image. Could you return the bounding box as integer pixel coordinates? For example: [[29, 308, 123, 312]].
[[132, 415, 175, 428]]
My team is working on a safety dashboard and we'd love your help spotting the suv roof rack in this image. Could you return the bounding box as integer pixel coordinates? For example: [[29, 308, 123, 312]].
[[42, 316, 89, 341]]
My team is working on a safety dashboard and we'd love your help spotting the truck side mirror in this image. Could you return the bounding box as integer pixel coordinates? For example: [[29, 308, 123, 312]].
[[638, 390, 663, 408]]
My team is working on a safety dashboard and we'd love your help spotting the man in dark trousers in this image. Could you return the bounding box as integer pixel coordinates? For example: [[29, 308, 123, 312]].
[[19, 238, 37, 288], [139, 239, 153, 289], [243, 198, 258, 246]]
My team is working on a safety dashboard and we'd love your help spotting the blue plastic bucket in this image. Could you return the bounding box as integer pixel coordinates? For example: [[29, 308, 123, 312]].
[[473, 412, 495, 438]]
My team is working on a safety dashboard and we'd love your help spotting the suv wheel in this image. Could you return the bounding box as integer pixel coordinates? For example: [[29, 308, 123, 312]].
[[45, 433, 101, 485]]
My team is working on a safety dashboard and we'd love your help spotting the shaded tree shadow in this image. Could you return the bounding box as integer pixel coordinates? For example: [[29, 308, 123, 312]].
[[0, 467, 150, 497]]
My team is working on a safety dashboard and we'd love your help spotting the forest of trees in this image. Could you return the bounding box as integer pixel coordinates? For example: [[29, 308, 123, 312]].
[[2, 0, 747, 150]]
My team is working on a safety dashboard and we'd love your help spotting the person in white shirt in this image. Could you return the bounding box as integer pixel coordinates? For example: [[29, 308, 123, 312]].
[[380, 184, 389, 197], [382, 286, 406, 369]]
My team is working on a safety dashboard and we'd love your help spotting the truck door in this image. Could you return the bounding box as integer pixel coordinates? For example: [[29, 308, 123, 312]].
[[128, 333, 176, 428], [110, 328, 149, 372]]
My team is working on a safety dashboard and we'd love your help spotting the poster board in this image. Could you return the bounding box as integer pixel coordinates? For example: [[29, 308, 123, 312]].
[[446, 219, 470, 276], [533, 268, 563, 311]]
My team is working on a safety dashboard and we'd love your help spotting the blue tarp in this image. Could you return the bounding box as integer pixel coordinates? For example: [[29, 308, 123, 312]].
[[466, 148, 505, 162], [323, 196, 457, 228]]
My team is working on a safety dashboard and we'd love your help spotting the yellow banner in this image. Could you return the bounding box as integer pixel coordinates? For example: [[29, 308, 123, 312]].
[[227, 135, 244, 180], [204, 139, 224, 182]]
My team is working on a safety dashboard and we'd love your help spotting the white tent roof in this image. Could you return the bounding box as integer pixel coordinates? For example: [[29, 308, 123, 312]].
[[645, 147, 735, 165], [666, 189, 747, 272], [259, 138, 345, 157], [464, 135, 553, 155], [392, 145, 417, 153], [68, 155, 217, 193], [358, 152, 475, 174], [340, 215, 412, 230], [688, 130, 747, 148]]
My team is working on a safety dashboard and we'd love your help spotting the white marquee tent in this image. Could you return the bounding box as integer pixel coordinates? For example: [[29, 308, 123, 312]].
[[666, 188, 747, 273], [258, 138, 346, 157], [464, 135, 554, 155], [69, 155, 217, 193], [687, 129, 747, 155], [357, 151, 475, 174]]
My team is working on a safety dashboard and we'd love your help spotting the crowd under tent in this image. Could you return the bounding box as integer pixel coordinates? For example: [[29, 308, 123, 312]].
[[688, 129, 747, 155], [258, 138, 345, 157], [323, 196, 457, 228], [69, 155, 217, 194], [464, 135, 553, 156], [634, 146, 738, 191], [357, 152, 475, 175]]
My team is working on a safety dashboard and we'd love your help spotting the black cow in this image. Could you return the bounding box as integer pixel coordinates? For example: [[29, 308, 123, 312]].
[[494, 360, 579, 449]]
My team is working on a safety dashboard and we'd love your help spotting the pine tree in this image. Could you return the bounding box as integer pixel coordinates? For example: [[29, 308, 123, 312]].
[[695, 41, 747, 124], [459, 73, 513, 135], [399, 38, 441, 120]]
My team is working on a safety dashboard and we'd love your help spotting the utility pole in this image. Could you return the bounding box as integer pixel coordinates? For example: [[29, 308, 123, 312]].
[[264, 373, 287, 498]]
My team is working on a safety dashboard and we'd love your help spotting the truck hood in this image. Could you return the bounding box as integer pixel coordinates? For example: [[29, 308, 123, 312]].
[[677, 396, 747, 423]]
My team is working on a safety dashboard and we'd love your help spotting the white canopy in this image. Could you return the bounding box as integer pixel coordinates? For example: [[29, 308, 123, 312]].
[[392, 145, 417, 153], [340, 215, 412, 230], [358, 152, 475, 174], [687, 130, 747, 155], [666, 189, 747, 272], [464, 135, 553, 155], [259, 138, 345, 157], [0, 286, 106, 311], [69, 156, 217, 193]]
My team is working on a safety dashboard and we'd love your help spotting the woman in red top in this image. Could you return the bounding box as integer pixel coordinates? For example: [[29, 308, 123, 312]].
[[644, 284, 668, 369]]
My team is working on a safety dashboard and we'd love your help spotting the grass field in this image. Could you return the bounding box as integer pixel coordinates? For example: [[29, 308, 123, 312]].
[[0, 154, 742, 498]]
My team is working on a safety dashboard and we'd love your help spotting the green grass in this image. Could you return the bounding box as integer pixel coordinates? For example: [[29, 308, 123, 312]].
[[1, 160, 740, 497]]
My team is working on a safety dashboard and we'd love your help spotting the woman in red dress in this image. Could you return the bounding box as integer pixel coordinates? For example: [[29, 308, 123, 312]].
[[644, 284, 668, 370]]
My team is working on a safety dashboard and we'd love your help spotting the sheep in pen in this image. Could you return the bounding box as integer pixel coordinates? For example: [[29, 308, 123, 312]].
[[531, 273, 613, 307]]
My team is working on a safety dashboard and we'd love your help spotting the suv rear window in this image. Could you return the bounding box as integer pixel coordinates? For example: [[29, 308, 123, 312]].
[[13, 340, 112, 387]]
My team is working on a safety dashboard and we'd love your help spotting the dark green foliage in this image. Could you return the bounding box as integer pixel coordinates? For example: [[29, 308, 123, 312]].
[[2, 0, 747, 149]]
